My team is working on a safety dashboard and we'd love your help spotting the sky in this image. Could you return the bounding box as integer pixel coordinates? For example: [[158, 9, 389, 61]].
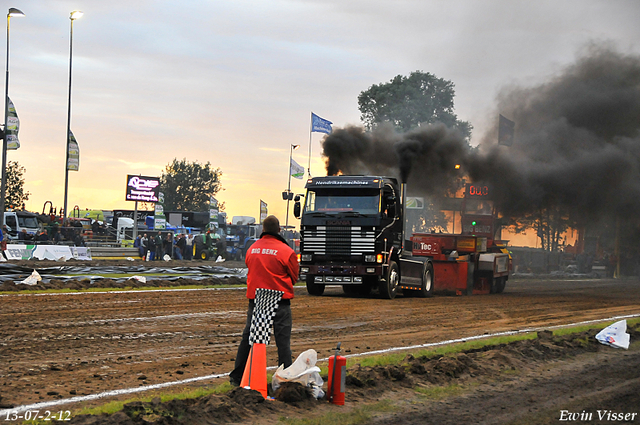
[[4, 0, 640, 231]]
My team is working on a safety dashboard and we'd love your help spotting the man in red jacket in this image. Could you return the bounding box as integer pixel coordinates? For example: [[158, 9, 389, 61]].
[[229, 215, 299, 386]]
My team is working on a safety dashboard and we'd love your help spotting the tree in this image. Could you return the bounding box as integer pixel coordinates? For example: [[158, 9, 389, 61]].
[[159, 158, 222, 211], [5, 161, 30, 210], [358, 70, 472, 138], [508, 206, 576, 252]]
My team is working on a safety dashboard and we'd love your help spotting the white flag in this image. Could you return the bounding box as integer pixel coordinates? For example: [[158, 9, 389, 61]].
[[290, 158, 304, 179]]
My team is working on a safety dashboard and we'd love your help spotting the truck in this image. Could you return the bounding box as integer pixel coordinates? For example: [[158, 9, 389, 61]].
[[3, 211, 42, 240], [294, 176, 510, 299]]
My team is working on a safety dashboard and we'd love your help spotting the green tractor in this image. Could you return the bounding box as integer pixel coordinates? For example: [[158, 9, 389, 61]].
[[194, 230, 224, 260]]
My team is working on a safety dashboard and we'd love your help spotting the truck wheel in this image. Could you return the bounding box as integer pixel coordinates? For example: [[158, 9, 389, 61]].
[[200, 250, 210, 261], [379, 261, 399, 299], [306, 275, 325, 296], [496, 277, 507, 293], [417, 262, 434, 298]]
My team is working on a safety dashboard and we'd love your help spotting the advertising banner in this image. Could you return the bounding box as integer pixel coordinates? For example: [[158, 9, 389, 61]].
[[154, 192, 167, 230], [209, 196, 219, 229], [126, 175, 160, 202], [406, 197, 424, 209], [67, 130, 80, 171], [6, 97, 20, 150], [3, 245, 92, 261], [260, 200, 268, 224]]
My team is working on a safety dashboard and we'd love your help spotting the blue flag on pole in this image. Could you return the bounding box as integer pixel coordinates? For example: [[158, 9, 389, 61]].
[[311, 112, 332, 134]]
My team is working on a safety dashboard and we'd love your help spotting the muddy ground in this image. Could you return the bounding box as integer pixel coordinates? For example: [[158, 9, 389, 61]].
[[1, 260, 639, 424]]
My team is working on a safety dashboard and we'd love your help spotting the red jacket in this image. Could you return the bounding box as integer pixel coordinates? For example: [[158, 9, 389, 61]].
[[245, 234, 298, 300]]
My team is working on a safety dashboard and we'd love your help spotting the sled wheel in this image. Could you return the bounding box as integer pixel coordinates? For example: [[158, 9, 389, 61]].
[[417, 262, 434, 298]]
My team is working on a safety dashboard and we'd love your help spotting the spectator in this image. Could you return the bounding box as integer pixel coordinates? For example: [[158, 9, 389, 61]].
[[163, 233, 173, 258], [155, 234, 163, 261], [134, 235, 143, 258], [74, 230, 85, 247], [147, 233, 156, 261], [18, 228, 30, 242], [0, 225, 6, 259], [176, 234, 186, 260], [141, 234, 148, 259], [38, 230, 50, 243], [184, 234, 194, 260]]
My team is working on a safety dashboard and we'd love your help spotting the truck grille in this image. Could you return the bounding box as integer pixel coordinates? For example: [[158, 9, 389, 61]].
[[302, 226, 375, 255]]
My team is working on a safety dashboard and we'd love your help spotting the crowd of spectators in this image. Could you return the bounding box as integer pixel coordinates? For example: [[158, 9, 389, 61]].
[[134, 232, 198, 261]]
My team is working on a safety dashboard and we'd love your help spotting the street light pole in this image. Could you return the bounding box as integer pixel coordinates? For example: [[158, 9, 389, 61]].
[[285, 144, 300, 229], [1, 7, 24, 225], [62, 10, 82, 222]]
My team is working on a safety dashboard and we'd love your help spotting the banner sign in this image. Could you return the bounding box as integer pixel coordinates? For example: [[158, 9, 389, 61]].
[[406, 197, 424, 209], [209, 196, 219, 229], [154, 192, 167, 230], [260, 199, 268, 224], [125, 175, 160, 202], [3, 245, 92, 261], [6, 97, 20, 150], [67, 130, 80, 171]]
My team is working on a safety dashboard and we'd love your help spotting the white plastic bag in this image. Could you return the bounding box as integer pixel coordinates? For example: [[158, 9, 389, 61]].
[[272, 349, 325, 399], [596, 319, 630, 349], [129, 276, 147, 284], [19, 270, 42, 286]]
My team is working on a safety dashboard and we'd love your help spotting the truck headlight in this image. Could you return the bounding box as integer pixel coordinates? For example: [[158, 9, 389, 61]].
[[364, 254, 376, 262], [301, 254, 312, 262], [300, 267, 309, 273]]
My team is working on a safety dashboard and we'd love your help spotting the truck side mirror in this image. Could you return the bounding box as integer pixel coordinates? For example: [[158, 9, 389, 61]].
[[384, 195, 396, 218], [293, 201, 301, 219], [293, 194, 303, 219]]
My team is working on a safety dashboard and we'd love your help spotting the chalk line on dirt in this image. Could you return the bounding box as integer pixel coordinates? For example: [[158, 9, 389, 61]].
[[2, 312, 638, 416]]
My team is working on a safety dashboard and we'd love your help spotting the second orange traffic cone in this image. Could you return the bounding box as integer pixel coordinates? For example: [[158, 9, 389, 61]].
[[239, 342, 267, 398]]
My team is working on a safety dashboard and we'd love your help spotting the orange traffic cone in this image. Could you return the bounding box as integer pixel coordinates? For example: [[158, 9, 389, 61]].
[[239, 343, 267, 398]]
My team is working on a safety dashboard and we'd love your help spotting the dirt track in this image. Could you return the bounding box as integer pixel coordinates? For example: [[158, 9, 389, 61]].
[[1, 266, 639, 423]]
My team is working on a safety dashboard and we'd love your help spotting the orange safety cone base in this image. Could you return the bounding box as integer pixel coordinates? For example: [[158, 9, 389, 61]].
[[239, 343, 268, 398]]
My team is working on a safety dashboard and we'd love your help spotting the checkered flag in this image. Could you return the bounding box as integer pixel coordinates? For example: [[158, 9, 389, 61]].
[[249, 288, 284, 345]]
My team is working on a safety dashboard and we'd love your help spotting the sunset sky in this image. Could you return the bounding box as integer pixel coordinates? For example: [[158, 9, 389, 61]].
[[4, 0, 640, 240]]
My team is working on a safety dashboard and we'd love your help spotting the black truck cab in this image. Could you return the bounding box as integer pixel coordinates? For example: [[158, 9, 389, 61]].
[[295, 175, 403, 296]]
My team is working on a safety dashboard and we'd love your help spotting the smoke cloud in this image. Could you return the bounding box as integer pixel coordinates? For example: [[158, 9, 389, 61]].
[[321, 44, 640, 223]]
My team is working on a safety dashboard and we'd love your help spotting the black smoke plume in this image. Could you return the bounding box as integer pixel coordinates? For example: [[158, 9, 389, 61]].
[[322, 44, 640, 224]]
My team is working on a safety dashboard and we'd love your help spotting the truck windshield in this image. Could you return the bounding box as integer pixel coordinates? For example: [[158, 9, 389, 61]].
[[304, 189, 380, 215], [18, 216, 39, 228]]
